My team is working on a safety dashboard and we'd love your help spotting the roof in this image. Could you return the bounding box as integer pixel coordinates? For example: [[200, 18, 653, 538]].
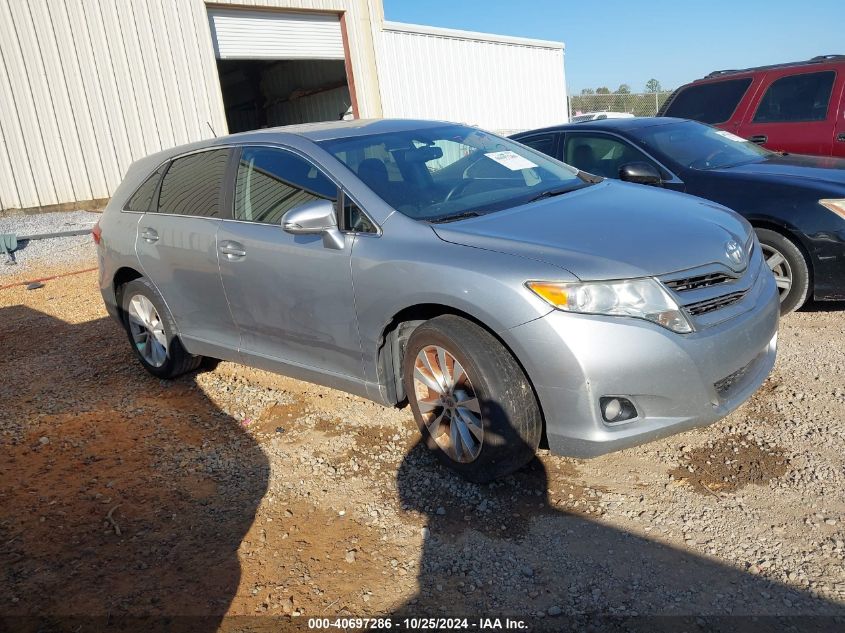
[[701, 54, 845, 80], [512, 117, 687, 136], [382, 21, 564, 50]]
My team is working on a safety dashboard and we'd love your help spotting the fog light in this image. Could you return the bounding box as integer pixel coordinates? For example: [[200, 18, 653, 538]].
[[600, 397, 638, 423]]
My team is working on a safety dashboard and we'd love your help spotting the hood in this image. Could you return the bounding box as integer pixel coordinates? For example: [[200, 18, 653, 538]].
[[432, 181, 751, 280], [720, 154, 845, 187]]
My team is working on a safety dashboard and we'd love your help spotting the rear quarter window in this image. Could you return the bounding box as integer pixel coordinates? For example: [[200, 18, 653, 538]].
[[157, 149, 229, 217], [124, 166, 164, 212], [664, 78, 752, 124]]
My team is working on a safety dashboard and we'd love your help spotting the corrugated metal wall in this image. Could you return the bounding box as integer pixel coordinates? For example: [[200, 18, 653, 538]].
[[377, 22, 568, 136], [0, 0, 382, 212]]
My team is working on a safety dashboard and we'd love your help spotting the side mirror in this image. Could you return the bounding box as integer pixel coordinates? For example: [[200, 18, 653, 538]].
[[281, 199, 345, 250], [619, 162, 662, 186]]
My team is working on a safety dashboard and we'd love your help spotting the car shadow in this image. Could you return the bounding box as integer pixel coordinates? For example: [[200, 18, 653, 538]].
[[801, 300, 845, 313], [393, 400, 845, 632], [0, 305, 269, 632]]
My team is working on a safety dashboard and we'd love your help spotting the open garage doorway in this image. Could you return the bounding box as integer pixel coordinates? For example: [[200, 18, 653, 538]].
[[217, 59, 352, 133], [209, 9, 356, 133]]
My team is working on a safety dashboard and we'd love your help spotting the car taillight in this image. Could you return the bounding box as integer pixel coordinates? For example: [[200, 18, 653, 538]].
[[92, 221, 102, 245]]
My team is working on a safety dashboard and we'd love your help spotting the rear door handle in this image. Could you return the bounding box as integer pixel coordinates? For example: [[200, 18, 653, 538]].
[[140, 227, 159, 243], [837, 132, 845, 142], [219, 240, 246, 260], [749, 135, 768, 144]]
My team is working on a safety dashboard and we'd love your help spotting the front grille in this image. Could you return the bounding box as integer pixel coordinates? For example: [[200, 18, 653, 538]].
[[664, 272, 734, 293], [684, 290, 747, 316]]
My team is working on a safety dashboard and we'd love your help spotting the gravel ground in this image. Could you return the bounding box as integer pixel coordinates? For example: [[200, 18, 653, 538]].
[[1, 259, 844, 631], [0, 211, 99, 274]]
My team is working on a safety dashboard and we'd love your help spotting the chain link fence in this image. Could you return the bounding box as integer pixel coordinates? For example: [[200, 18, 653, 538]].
[[568, 92, 674, 118]]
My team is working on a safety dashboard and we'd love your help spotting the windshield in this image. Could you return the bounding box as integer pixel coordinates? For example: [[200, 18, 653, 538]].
[[318, 124, 588, 222], [634, 120, 771, 170]]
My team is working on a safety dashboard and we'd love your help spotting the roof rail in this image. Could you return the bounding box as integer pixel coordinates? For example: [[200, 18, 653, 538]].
[[704, 54, 845, 79]]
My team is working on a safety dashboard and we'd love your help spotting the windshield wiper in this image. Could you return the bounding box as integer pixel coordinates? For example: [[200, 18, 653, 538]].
[[528, 185, 580, 203], [427, 211, 483, 224]]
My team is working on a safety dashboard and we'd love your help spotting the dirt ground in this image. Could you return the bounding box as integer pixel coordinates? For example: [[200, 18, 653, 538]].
[[1, 258, 844, 631]]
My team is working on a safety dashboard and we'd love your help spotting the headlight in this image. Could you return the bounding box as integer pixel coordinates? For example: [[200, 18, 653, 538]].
[[526, 278, 693, 333], [819, 199, 845, 220]]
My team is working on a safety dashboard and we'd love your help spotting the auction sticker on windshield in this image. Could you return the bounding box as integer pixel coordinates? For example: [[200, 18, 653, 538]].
[[484, 151, 538, 171], [715, 130, 748, 143]]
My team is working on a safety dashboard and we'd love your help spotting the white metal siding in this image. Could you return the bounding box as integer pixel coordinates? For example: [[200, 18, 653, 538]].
[[0, 0, 381, 212], [209, 8, 344, 60], [377, 22, 568, 135]]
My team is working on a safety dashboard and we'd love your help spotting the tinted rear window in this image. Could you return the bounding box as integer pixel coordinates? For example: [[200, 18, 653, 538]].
[[753, 71, 835, 123], [663, 78, 752, 124], [157, 149, 229, 217], [125, 166, 164, 212]]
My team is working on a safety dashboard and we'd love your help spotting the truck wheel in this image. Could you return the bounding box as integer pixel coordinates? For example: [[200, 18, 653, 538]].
[[756, 228, 810, 314], [403, 315, 542, 483], [119, 277, 202, 379]]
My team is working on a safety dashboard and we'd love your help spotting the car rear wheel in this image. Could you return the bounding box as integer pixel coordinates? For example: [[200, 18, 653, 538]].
[[755, 228, 810, 315], [119, 277, 202, 379], [403, 315, 542, 483]]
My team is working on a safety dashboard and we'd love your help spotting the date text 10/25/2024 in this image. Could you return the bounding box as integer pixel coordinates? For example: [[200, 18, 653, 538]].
[[307, 617, 529, 630]]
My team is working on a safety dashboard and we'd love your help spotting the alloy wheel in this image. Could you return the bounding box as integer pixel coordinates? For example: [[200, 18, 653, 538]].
[[762, 243, 793, 299], [127, 294, 168, 368], [413, 345, 484, 463]]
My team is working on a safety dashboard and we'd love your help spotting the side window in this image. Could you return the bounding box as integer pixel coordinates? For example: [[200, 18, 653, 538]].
[[234, 147, 337, 224], [753, 71, 836, 123], [157, 149, 229, 217], [125, 165, 164, 212], [564, 134, 659, 179], [663, 78, 752, 124], [517, 134, 558, 159]]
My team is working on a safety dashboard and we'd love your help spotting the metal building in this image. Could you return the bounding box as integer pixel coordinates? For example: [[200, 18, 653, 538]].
[[0, 0, 567, 213]]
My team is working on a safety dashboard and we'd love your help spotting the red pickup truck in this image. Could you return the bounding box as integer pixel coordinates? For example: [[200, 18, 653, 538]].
[[659, 55, 845, 157]]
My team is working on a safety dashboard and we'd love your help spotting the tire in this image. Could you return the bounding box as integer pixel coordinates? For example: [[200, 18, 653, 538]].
[[755, 228, 810, 315], [403, 315, 542, 483], [118, 277, 202, 379]]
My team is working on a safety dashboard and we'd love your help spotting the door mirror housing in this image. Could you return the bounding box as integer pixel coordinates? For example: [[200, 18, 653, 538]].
[[619, 162, 663, 186], [282, 199, 345, 249]]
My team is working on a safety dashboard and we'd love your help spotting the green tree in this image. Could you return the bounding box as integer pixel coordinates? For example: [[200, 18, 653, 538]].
[[596, 86, 611, 94], [645, 78, 662, 93], [580, 88, 595, 95], [616, 84, 631, 94]]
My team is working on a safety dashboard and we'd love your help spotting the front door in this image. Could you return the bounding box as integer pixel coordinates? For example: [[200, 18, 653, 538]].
[[217, 145, 363, 380], [135, 148, 239, 358]]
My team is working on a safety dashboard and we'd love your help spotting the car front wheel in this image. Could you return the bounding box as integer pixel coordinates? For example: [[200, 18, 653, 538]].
[[403, 315, 542, 483], [755, 228, 810, 315]]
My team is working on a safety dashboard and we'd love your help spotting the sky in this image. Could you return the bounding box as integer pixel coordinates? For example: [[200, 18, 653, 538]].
[[383, 0, 845, 94]]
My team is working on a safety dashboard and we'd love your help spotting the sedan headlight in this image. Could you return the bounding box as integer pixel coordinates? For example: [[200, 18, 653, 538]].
[[819, 199, 845, 220], [526, 278, 693, 333]]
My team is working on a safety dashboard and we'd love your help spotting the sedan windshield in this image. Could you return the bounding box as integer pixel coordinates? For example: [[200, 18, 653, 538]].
[[318, 124, 588, 222], [634, 120, 771, 170]]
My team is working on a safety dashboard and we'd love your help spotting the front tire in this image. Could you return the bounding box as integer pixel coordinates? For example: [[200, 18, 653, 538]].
[[403, 315, 542, 483], [119, 277, 202, 379], [755, 228, 810, 315]]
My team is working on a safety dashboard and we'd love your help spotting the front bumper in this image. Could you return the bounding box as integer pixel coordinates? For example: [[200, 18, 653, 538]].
[[505, 266, 780, 457]]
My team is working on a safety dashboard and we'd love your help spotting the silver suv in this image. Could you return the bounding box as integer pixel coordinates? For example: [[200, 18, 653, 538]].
[[96, 120, 779, 482]]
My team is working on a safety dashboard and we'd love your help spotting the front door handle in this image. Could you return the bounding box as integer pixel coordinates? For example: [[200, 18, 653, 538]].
[[140, 227, 159, 243], [219, 240, 246, 260], [837, 132, 845, 142], [749, 135, 768, 144]]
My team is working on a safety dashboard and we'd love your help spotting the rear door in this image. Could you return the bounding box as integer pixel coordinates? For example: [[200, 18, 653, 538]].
[[135, 148, 240, 358], [217, 145, 364, 380], [737, 69, 839, 155]]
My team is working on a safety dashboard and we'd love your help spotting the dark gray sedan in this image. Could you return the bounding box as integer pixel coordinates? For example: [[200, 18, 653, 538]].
[[96, 119, 779, 481]]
